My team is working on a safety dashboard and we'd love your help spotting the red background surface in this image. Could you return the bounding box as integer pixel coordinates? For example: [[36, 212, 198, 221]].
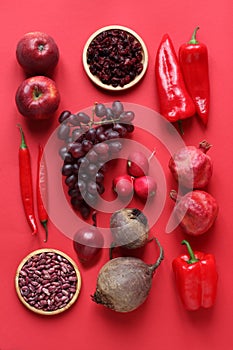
[[0, 0, 232, 349]]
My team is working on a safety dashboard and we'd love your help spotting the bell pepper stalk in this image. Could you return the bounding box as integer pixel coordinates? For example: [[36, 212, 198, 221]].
[[179, 27, 210, 126], [172, 240, 218, 311]]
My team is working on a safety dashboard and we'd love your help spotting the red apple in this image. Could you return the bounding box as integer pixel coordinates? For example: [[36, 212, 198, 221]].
[[16, 31, 59, 76], [15, 76, 60, 120]]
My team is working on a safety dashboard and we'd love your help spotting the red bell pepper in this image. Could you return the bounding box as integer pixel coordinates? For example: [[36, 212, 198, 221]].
[[155, 34, 196, 125], [172, 240, 218, 311], [179, 27, 210, 126]]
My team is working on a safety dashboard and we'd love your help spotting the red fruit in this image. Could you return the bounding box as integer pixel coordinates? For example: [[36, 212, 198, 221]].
[[134, 176, 157, 200], [169, 140, 213, 189], [113, 175, 134, 199], [73, 226, 104, 263], [15, 76, 60, 120], [170, 190, 218, 236], [16, 31, 59, 76]]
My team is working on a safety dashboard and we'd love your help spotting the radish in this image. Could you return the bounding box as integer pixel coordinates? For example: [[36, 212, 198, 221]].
[[112, 175, 134, 199], [127, 150, 156, 177], [134, 176, 157, 200]]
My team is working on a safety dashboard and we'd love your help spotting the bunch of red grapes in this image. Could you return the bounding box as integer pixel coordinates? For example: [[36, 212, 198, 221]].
[[57, 101, 135, 219]]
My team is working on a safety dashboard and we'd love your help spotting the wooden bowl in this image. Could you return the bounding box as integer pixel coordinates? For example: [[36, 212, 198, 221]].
[[15, 248, 81, 316], [82, 25, 148, 91]]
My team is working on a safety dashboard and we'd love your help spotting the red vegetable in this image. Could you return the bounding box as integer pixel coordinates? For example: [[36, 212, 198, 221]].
[[155, 34, 196, 126], [37, 144, 48, 242], [134, 175, 157, 200], [179, 27, 210, 126], [18, 125, 38, 235], [172, 240, 218, 311]]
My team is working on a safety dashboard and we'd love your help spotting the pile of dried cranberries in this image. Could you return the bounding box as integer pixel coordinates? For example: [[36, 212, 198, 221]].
[[86, 28, 144, 88]]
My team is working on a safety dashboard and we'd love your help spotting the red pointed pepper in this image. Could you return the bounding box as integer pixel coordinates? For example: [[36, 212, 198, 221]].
[[37, 144, 48, 242], [179, 27, 210, 125], [18, 125, 38, 235], [155, 34, 196, 124], [172, 240, 218, 311]]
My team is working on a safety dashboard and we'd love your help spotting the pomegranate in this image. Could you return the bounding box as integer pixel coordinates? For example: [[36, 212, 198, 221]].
[[134, 175, 157, 200], [169, 140, 213, 189], [170, 190, 218, 236]]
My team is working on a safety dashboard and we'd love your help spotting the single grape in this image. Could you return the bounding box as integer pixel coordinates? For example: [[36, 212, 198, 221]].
[[76, 112, 91, 124], [125, 123, 135, 133], [112, 123, 127, 137], [96, 171, 104, 184], [93, 142, 109, 155], [79, 172, 90, 182], [96, 126, 108, 142], [62, 163, 73, 176], [105, 107, 114, 119], [58, 110, 71, 124], [79, 203, 91, 219], [119, 111, 135, 123], [112, 100, 124, 117], [87, 180, 98, 195], [65, 174, 77, 188], [105, 129, 120, 140], [108, 140, 123, 153], [85, 127, 97, 142], [86, 149, 99, 163], [78, 157, 89, 170], [71, 197, 82, 209], [72, 128, 84, 142], [69, 143, 85, 159], [77, 179, 87, 193], [68, 114, 81, 126], [87, 163, 98, 176], [84, 192, 98, 206], [82, 139, 93, 152], [95, 103, 106, 118], [57, 123, 70, 140]]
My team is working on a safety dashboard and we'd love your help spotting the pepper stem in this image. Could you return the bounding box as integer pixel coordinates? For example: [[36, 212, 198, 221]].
[[17, 124, 27, 149], [181, 240, 199, 264], [189, 26, 200, 45], [41, 220, 48, 242]]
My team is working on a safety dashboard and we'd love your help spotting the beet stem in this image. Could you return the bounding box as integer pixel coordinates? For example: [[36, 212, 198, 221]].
[[149, 237, 164, 274]]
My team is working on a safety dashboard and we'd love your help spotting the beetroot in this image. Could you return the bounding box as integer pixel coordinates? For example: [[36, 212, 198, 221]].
[[170, 189, 218, 236], [91, 238, 164, 312], [134, 175, 157, 200], [112, 175, 134, 199], [169, 140, 213, 189], [110, 208, 149, 249]]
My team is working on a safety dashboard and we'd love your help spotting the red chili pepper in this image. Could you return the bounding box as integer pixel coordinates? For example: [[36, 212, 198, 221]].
[[172, 240, 218, 311], [155, 34, 196, 126], [179, 27, 210, 126], [18, 125, 38, 235], [37, 144, 48, 242]]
